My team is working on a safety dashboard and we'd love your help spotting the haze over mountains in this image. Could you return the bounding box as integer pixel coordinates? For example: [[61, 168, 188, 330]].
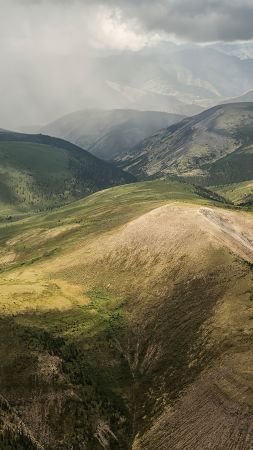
[[94, 45, 253, 113], [4, 42, 253, 130], [40, 109, 184, 161], [224, 89, 253, 104]]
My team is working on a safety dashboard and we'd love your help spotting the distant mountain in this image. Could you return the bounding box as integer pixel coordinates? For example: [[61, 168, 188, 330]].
[[224, 89, 253, 104], [17, 124, 42, 134], [0, 131, 134, 213], [91, 45, 253, 114], [40, 109, 185, 161], [211, 42, 253, 60], [4, 42, 253, 130], [117, 103, 253, 186]]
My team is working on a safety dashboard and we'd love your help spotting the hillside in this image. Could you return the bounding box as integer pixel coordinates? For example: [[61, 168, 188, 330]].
[[117, 103, 253, 186], [214, 179, 253, 206], [0, 131, 134, 214], [0, 180, 252, 449], [39, 109, 184, 161]]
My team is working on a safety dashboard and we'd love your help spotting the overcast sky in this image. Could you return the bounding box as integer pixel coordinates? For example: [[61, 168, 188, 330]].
[[1, 0, 253, 129]]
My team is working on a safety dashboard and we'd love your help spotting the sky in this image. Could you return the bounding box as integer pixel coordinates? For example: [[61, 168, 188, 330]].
[[1, 0, 253, 129]]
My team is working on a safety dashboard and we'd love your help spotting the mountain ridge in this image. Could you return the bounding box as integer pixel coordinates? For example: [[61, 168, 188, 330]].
[[0, 130, 134, 214], [117, 102, 253, 186]]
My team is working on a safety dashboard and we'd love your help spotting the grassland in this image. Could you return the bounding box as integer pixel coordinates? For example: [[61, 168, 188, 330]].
[[213, 179, 253, 206], [0, 180, 252, 449]]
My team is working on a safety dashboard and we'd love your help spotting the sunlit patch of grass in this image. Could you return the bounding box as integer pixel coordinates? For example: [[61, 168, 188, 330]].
[[0, 179, 228, 271]]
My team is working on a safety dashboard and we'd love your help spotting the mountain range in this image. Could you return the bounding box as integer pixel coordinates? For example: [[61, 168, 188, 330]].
[[88, 45, 253, 116], [8, 43, 253, 130]]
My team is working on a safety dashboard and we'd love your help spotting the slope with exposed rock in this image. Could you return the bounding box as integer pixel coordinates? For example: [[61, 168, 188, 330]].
[[117, 103, 253, 187]]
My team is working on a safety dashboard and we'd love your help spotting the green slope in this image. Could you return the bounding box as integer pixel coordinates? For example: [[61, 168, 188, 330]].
[[213, 179, 253, 206], [0, 180, 252, 449], [117, 103, 253, 186], [0, 131, 134, 214]]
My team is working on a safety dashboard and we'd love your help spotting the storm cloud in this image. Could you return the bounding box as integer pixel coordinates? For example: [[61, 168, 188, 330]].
[[13, 0, 253, 43], [3, 0, 253, 46], [1, 0, 253, 129], [98, 0, 253, 42]]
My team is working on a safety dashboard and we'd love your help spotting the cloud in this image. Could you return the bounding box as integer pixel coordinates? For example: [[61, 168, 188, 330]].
[[0, 0, 157, 128], [96, 0, 253, 43], [0, 0, 253, 129], [3, 0, 253, 46]]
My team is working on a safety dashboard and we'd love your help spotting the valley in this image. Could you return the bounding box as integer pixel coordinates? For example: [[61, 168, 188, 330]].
[[39, 109, 184, 161]]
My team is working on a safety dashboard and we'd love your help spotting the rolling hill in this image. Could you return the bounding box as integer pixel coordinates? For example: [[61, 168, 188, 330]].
[[0, 180, 252, 449], [39, 109, 184, 161], [0, 131, 134, 214], [117, 103, 253, 186]]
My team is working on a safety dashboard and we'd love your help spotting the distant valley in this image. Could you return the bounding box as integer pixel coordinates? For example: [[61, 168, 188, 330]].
[[40, 109, 184, 161]]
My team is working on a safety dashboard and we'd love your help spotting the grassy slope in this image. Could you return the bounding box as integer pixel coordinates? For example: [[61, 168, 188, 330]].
[[118, 103, 253, 187], [0, 132, 134, 215], [213, 179, 253, 206], [0, 180, 252, 449], [0, 180, 218, 267]]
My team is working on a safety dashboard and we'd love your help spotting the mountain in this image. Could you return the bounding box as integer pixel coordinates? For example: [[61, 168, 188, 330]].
[[117, 103, 253, 186], [9, 43, 253, 131], [0, 180, 252, 449], [0, 131, 134, 214], [90, 45, 253, 115], [39, 109, 185, 161], [211, 42, 253, 60], [224, 89, 253, 104]]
